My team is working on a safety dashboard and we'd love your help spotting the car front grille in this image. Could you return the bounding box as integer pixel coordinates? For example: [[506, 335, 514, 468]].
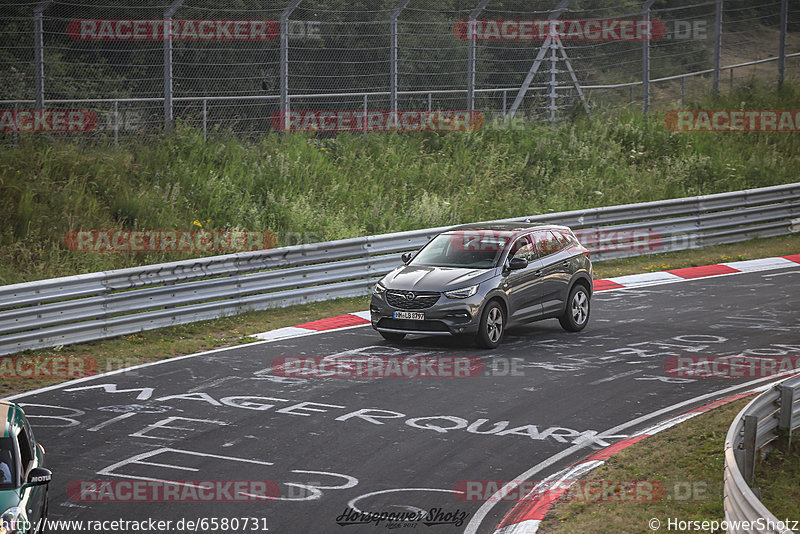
[[385, 290, 440, 310], [377, 318, 449, 332]]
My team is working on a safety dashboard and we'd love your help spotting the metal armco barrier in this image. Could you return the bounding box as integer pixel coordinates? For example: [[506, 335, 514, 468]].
[[0, 182, 799, 356], [724, 376, 800, 534]]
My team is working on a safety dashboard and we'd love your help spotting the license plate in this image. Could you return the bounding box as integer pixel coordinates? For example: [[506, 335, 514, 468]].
[[394, 311, 424, 320]]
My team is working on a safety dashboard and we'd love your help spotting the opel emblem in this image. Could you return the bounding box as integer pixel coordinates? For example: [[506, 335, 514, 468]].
[[405, 292, 415, 300]]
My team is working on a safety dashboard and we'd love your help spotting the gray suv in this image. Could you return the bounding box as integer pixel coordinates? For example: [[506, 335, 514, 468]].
[[370, 223, 593, 348]]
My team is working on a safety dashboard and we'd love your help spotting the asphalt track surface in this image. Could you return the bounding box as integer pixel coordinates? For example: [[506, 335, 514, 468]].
[[11, 265, 800, 534]]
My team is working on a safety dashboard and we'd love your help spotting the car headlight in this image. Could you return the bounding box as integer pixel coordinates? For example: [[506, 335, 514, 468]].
[[444, 285, 479, 299], [0, 507, 27, 534], [372, 282, 386, 296]]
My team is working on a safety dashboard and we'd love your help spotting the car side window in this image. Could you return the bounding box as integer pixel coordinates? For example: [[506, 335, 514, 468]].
[[17, 424, 34, 477], [551, 230, 571, 249], [509, 236, 536, 262], [532, 231, 563, 258]]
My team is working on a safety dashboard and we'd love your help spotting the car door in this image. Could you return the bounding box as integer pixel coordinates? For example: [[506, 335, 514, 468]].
[[531, 230, 572, 315], [17, 421, 46, 529], [502, 234, 543, 322]]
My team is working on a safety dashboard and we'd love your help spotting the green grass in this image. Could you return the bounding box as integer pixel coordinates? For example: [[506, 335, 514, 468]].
[[1, 80, 799, 285], [754, 437, 800, 522], [540, 397, 753, 534]]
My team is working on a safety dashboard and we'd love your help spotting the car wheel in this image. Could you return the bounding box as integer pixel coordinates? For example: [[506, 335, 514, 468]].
[[380, 332, 406, 342], [559, 284, 590, 332], [476, 301, 504, 349]]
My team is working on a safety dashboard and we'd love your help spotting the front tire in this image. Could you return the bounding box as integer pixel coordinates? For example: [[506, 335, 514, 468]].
[[476, 301, 504, 349], [380, 331, 406, 342], [559, 284, 590, 332]]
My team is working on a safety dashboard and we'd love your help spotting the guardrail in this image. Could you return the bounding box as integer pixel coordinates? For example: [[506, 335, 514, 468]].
[[0, 182, 798, 356], [724, 376, 800, 534]]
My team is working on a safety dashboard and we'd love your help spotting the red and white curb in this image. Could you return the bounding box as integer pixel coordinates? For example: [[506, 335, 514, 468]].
[[491, 389, 769, 534], [251, 255, 800, 341]]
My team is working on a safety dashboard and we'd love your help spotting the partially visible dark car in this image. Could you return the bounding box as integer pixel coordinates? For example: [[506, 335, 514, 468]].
[[370, 223, 593, 348]]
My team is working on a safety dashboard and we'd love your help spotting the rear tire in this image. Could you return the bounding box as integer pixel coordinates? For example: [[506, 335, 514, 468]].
[[476, 301, 504, 349], [380, 332, 406, 342], [559, 284, 590, 332]]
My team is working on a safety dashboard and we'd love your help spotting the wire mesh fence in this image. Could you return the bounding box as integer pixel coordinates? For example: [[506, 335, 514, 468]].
[[0, 0, 797, 142]]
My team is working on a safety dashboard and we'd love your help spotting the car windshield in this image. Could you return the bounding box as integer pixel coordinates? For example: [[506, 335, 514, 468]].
[[0, 438, 16, 490], [409, 231, 511, 269]]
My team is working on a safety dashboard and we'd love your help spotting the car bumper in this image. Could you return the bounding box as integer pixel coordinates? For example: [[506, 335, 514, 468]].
[[369, 293, 484, 336]]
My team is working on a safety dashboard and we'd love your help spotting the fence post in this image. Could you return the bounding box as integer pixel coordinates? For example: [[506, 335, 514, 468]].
[[363, 94, 368, 133], [427, 92, 432, 112], [280, 0, 302, 131], [507, 0, 570, 118], [777, 383, 795, 449], [779, 0, 788, 86], [163, 0, 184, 133], [681, 77, 686, 107], [548, 33, 558, 122], [467, 0, 491, 112], [33, 0, 53, 111], [713, 0, 723, 94], [642, 0, 656, 114], [202, 98, 207, 141], [13, 102, 18, 147], [390, 0, 411, 114], [742, 414, 758, 484], [113, 100, 118, 148]]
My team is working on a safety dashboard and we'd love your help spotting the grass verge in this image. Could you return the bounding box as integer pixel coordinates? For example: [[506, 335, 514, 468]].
[[2, 82, 799, 285], [539, 397, 753, 534], [754, 436, 800, 522], [2, 233, 798, 398]]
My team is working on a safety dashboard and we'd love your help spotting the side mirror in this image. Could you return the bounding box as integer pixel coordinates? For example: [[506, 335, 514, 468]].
[[508, 257, 528, 271], [401, 252, 413, 264], [25, 467, 51, 487]]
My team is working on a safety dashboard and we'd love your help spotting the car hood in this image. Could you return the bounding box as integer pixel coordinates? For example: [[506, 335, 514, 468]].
[[381, 265, 496, 291], [0, 488, 23, 509]]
